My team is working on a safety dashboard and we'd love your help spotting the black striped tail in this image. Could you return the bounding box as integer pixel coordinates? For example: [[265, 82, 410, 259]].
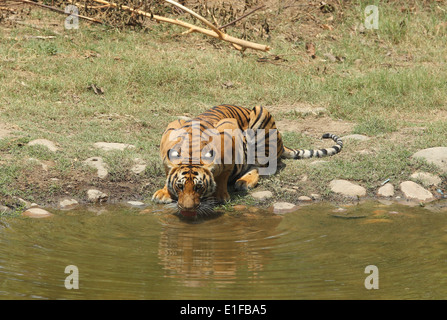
[[281, 133, 343, 160]]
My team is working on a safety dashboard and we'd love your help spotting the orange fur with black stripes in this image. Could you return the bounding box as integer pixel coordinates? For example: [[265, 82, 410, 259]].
[[152, 105, 343, 217]]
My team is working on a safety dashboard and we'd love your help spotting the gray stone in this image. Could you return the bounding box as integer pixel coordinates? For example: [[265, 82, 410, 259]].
[[377, 183, 395, 197], [83, 157, 108, 179], [272, 202, 299, 214], [251, 190, 273, 201], [298, 196, 313, 202], [412, 147, 447, 173], [131, 158, 147, 174], [343, 134, 370, 141], [310, 193, 321, 200], [87, 189, 108, 203], [59, 199, 79, 209], [22, 207, 53, 218], [410, 172, 441, 187], [400, 181, 434, 202], [127, 201, 145, 207], [94, 142, 135, 151], [0, 205, 11, 214], [27, 139, 58, 152], [329, 179, 367, 197]]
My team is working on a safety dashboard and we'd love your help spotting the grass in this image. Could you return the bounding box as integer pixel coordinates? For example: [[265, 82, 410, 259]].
[[0, 1, 446, 210]]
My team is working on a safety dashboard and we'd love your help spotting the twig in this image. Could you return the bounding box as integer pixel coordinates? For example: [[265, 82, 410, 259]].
[[0, 6, 16, 13], [218, 5, 265, 30], [90, 0, 270, 51], [19, 0, 103, 24]]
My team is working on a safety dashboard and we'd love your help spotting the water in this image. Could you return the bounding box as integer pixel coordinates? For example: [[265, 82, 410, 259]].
[[1, 201, 447, 300]]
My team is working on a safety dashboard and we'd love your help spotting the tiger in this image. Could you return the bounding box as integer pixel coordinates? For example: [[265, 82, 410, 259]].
[[152, 104, 343, 218]]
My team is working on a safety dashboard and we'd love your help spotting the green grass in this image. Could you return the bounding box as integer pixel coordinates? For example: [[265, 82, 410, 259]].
[[0, 1, 446, 207]]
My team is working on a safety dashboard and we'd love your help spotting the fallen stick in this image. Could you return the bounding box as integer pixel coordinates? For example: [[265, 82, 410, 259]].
[[218, 5, 266, 30], [20, 0, 103, 24], [91, 0, 270, 51], [0, 6, 17, 13]]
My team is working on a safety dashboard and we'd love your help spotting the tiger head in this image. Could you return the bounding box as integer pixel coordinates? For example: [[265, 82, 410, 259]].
[[165, 148, 218, 218]]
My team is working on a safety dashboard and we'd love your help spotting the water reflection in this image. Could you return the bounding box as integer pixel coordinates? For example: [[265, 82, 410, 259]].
[[157, 212, 283, 287]]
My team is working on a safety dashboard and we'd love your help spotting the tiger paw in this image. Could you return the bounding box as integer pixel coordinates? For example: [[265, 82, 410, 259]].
[[214, 190, 231, 204], [235, 169, 259, 191], [152, 188, 173, 204], [235, 179, 255, 191]]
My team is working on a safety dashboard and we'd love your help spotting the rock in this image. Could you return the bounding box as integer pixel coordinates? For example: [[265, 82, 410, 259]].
[[251, 190, 273, 201], [342, 134, 370, 141], [310, 193, 321, 200], [87, 189, 108, 203], [13, 196, 32, 209], [59, 199, 79, 209], [131, 158, 147, 174], [400, 181, 434, 202], [410, 172, 441, 187], [377, 183, 395, 197], [93, 142, 135, 151], [0, 205, 11, 214], [27, 139, 58, 152], [329, 179, 367, 198], [281, 188, 297, 193], [298, 196, 313, 202], [272, 202, 299, 214], [83, 157, 108, 179], [127, 201, 145, 207], [412, 147, 447, 173], [22, 208, 53, 218]]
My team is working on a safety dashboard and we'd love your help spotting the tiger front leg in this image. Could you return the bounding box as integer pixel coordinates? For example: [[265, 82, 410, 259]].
[[152, 185, 173, 204], [213, 170, 231, 203], [234, 168, 259, 191]]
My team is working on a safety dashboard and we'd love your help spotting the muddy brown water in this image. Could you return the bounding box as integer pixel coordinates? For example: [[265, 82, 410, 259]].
[[1, 200, 447, 300]]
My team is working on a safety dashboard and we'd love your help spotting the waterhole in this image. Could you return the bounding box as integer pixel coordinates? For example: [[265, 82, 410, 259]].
[[1, 201, 447, 299]]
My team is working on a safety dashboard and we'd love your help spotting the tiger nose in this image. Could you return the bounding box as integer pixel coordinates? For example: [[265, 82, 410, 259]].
[[183, 196, 198, 210]]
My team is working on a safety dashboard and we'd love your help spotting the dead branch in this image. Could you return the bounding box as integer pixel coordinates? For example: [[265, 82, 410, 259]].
[[218, 5, 266, 30], [20, 0, 103, 24], [0, 6, 17, 13], [91, 0, 270, 52]]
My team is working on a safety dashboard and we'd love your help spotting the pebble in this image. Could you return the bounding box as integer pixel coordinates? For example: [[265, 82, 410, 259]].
[[329, 179, 367, 198], [131, 158, 147, 174], [377, 183, 395, 197], [233, 205, 247, 211], [251, 191, 273, 201], [22, 207, 53, 218], [310, 193, 321, 200], [410, 172, 441, 187], [271, 202, 299, 214], [93, 142, 135, 151], [87, 189, 108, 203], [298, 196, 313, 202], [412, 147, 447, 173], [400, 181, 434, 202], [83, 157, 108, 179], [0, 205, 11, 214], [127, 201, 145, 207], [59, 199, 79, 209], [27, 139, 58, 152]]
